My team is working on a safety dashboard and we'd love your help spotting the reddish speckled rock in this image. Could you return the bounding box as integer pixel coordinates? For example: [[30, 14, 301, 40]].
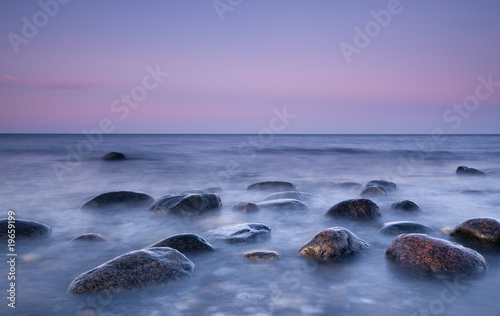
[[386, 234, 487, 275], [450, 217, 500, 246], [360, 186, 387, 197], [232, 202, 260, 213], [244, 250, 280, 261], [325, 199, 380, 220]]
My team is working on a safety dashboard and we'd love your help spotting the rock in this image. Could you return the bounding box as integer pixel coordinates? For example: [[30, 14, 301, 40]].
[[257, 199, 308, 211], [365, 180, 397, 192], [386, 234, 487, 275], [0, 218, 51, 240], [232, 202, 260, 213], [149, 193, 222, 216], [456, 166, 485, 176], [441, 228, 452, 235], [79, 191, 154, 211], [71, 233, 107, 242], [338, 182, 363, 190], [378, 221, 432, 235], [390, 200, 421, 212], [101, 152, 126, 161], [263, 191, 313, 202], [207, 223, 271, 243], [450, 217, 500, 247], [459, 190, 486, 195], [68, 247, 194, 294], [298, 227, 371, 262], [244, 250, 280, 261], [360, 186, 387, 197], [325, 199, 380, 220], [247, 181, 296, 192], [149, 233, 214, 252]]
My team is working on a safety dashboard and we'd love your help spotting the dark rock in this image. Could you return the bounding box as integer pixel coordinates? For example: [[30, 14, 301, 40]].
[[101, 152, 126, 161], [79, 191, 154, 211], [365, 180, 397, 192], [149, 233, 214, 252], [149, 193, 222, 216], [325, 199, 380, 220], [456, 166, 485, 176], [232, 202, 260, 213], [386, 233, 487, 275], [459, 190, 486, 195], [378, 221, 432, 235], [360, 186, 387, 197], [257, 199, 308, 211], [247, 181, 296, 192], [450, 217, 500, 246], [263, 191, 313, 202], [68, 247, 194, 294], [207, 223, 271, 243], [298, 227, 371, 262], [390, 200, 421, 212], [244, 250, 280, 261], [0, 218, 51, 240], [71, 233, 107, 242]]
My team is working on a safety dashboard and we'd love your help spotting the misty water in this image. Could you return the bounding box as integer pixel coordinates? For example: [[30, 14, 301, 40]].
[[1, 134, 499, 316]]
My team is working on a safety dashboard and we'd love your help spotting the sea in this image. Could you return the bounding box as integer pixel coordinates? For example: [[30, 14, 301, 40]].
[[0, 134, 499, 316]]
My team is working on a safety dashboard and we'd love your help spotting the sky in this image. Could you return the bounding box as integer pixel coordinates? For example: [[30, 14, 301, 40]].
[[0, 0, 499, 134]]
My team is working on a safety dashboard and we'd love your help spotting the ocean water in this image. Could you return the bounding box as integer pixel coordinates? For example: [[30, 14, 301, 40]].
[[0, 134, 499, 316]]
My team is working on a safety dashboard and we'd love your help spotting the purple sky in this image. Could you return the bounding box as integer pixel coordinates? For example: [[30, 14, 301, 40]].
[[1, 0, 499, 133]]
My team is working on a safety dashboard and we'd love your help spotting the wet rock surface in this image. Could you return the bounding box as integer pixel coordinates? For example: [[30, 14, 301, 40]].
[[70, 233, 107, 242], [149, 233, 215, 252], [257, 198, 308, 211], [207, 223, 271, 243], [378, 221, 432, 235], [232, 202, 260, 213], [456, 166, 485, 176], [247, 181, 296, 192], [450, 217, 500, 247], [298, 227, 371, 262], [149, 193, 222, 216], [244, 250, 280, 261], [360, 186, 387, 197], [79, 191, 154, 211], [263, 191, 313, 202], [365, 180, 397, 192], [390, 200, 421, 212], [0, 218, 51, 240], [101, 152, 126, 161], [386, 233, 487, 275], [325, 199, 380, 220], [68, 247, 194, 294]]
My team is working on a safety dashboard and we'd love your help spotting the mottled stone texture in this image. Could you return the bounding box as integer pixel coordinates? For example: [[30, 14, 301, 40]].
[[244, 250, 280, 261], [150, 233, 214, 252], [450, 217, 500, 246], [0, 218, 51, 240], [149, 193, 222, 216], [325, 199, 380, 219], [79, 191, 154, 210]]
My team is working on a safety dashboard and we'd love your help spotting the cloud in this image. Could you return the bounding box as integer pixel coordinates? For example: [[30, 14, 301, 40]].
[[0, 75, 108, 89]]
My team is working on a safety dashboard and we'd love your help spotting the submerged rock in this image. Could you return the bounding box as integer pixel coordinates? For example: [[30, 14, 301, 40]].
[[79, 191, 154, 211], [263, 191, 313, 202], [378, 221, 432, 235], [386, 234, 487, 275], [247, 181, 296, 192], [207, 223, 271, 243], [390, 200, 421, 212], [232, 202, 260, 213], [450, 217, 500, 247], [244, 250, 280, 261], [360, 186, 387, 197], [71, 233, 107, 242], [365, 180, 397, 192], [298, 227, 371, 262], [257, 199, 308, 211], [68, 247, 194, 294], [149, 193, 222, 216], [456, 166, 485, 176], [338, 182, 363, 190], [149, 233, 215, 252], [325, 199, 380, 220], [101, 152, 126, 161], [0, 218, 51, 240]]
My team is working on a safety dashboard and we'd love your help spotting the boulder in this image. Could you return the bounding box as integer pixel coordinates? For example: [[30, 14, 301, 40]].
[[149, 233, 215, 252], [149, 193, 222, 216], [365, 180, 397, 192], [450, 217, 500, 247], [386, 234, 487, 275], [378, 221, 432, 235], [0, 218, 51, 240], [71, 233, 107, 242], [325, 199, 380, 220], [232, 202, 260, 213], [247, 181, 295, 192], [207, 223, 271, 243], [456, 166, 485, 176], [298, 227, 371, 262], [360, 186, 387, 197], [390, 200, 421, 212], [263, 191, 313, 202], [101, 152, 126, 161], [257, 199, 308, 211], [68, 247, 194, 294], [244, 250, 280, 261], [79, 191, 154, 211]]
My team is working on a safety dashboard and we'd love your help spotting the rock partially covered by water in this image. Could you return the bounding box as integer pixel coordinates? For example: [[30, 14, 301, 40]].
[[247, 181, 296, 192], [232, 202, 260, 213], [263, 191, 313, 202], [360, 186, 387, 197], [80, 191, 154, 211], [0, 218, 51, 240], [71, 233, 107, 242], [207, 223, 271, 243], [378, 221, 432, 235], [101, 152, 126, 161], [365, 180, 397, 192], [257, 199, 308, 211], [337, 182, 363, 190], [450, 217, 500, 247], [149, 233, 215, 252], [456, 166, 485, 176], [325, 199, 380, 220], [244, 250, 280, 261], [68, 247, 194, 294], [386, 234, 487, 275], [390, 200, 421, 212], [298, 227, 371, 262], [149, 193, 222, 216]]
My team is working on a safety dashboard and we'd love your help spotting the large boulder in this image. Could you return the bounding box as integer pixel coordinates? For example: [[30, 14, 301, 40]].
[[79, 191, 154, 210], [257, 199, 308, 211], [365, 180, 397, 192], [68, 247, 194, 294], [386, 234, 487, 275], [325, 199, 380, 220], [298, 227, 371, 262], [263, 191, 313, 202], [247, 181, 295, 192], [390, 200, 421, 212], [101, 152, 126, 161], [149, 193, 222, 216], [450, 217, 500, 247], [0, 218, 51, 240], [378, 221, 432, 235], [149, 233, 215, 252], [456, 166, 485, 176], [360, 186, 387, 197], [232, 202, 260, 213], [207, 223, 271, 243]]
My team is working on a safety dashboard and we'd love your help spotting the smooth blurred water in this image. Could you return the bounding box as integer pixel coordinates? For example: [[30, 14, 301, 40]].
[[0, 134, 499, 316]]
